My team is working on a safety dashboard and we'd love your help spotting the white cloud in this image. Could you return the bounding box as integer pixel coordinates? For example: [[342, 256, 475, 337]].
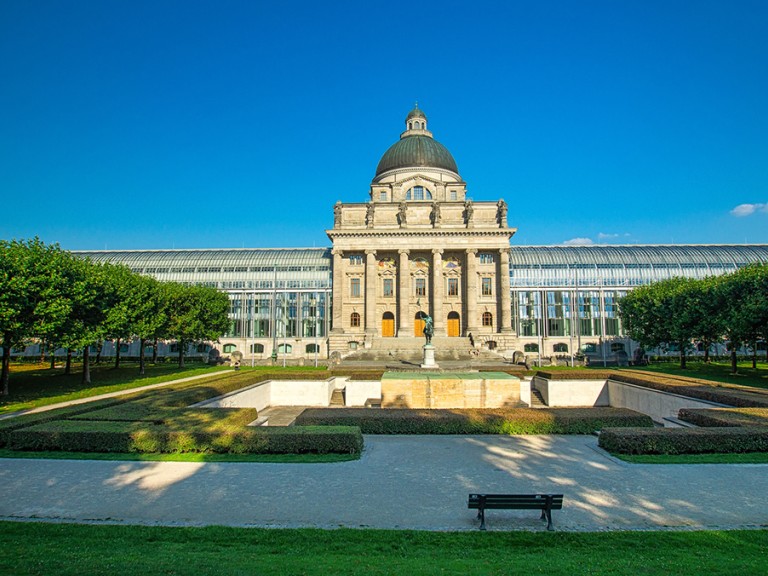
[[563, 237, 594, 245], [730, 203, 768, 217], [597, 232, 619, 240]]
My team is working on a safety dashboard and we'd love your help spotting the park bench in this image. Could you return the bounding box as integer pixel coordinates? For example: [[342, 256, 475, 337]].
[[468, 493, 564, 531]]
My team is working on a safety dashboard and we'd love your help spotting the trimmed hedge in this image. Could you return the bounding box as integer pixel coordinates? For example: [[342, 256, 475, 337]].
[[8, 420, 363, 454], [599, 426, 768, 455], [295, 407, 653, 435], [678, 408, 768, 428]]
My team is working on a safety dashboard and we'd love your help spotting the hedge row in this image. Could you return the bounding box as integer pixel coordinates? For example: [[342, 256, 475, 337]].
[[7, 420, 363, 454], [608, 372, 768, 408], [678, 408, 768, 428], [534, 370, 615, 381], [295, 407, 653, 435], [598, 426, 768, 455]]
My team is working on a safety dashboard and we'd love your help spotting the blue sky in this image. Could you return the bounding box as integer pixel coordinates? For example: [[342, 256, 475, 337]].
[[1, 0, 767, 250]]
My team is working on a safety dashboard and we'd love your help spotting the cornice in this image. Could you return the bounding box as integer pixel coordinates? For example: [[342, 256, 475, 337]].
[[327, 228, 517, 239]]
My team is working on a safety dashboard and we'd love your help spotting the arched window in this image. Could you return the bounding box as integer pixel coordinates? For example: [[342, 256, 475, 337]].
[[553, 343, 568, 353], [350, 312, 361, 328], [405, 186, 432, 201], [277, 343, 293, 354], [306, 344, 320, 353], [610, 342, 625, 352], [196, 344, 210, 353], [119, 343, 130, 353], [223, 344, 237, 353], [524, 343, 539, 353], [251, 343, 264, 354], [482, 312, 493, 327]]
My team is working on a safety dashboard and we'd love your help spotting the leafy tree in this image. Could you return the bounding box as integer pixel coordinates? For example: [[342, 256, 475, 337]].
[[165, 283, 230, 368], [0, 238, 72, 395]]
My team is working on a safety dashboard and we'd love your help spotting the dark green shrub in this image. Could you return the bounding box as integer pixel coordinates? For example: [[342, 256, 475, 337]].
[[598, 426, 768, 455], [678, 408, 768, 428], [295, 407, 653, 435]]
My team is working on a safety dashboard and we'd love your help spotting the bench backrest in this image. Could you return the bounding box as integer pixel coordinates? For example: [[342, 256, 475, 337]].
[[468, 494, 564, 510]]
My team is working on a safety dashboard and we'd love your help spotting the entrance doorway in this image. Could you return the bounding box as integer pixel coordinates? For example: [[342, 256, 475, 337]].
[[447, 311, 460, 337], [414, 312, 425, 337], [382, 312, 395, 337]]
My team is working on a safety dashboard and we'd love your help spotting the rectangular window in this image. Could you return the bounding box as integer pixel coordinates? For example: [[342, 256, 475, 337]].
[[349, 255, 364, 266], [481, 277, 493, 296], [350, 278, 361, 298], [450, 190, 457, 201], [479, 253, 495, 264], [379, 191, 387, 201], [447, 277, 458, 296], [415, 278, 426, 297], [383, 278, 393, 297]]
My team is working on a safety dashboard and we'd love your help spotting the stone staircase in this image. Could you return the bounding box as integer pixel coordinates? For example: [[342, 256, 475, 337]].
[[529, 387, 546, 407]]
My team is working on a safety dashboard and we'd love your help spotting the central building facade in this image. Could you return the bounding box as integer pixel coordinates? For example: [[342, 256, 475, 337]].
[[327, 106, 517, 354]]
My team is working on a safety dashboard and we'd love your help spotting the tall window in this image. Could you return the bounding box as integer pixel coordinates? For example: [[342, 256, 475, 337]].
[[350, 312, 361, 328], [405, 186, 432, 201], [379, 191, 387, 201], [450, 190, 457, 201], [447, 277, 458, 296], [479, 253, 495, 264], [481, 277, 493, 296], [415, 277, 426, 296], [383, 278, 393, 297], [350, 278, 361, 298], [349, 254, 363, 266], [482, 312, 493, 327]]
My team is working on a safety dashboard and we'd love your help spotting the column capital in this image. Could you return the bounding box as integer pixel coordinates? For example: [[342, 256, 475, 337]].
[[431, 248, 444, 256], [466, 248, 478, 255], [331, 248, 344, 256], [398, 249, 410, 255], [499, 247, 511, 256], [365, 249, 377, 256]]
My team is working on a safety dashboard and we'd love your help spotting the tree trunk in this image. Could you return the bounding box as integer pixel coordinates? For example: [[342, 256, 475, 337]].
[[139, 338, 146, 375], [95, 341, 103, 365], [679, 342, 687, 369], [82, 346, 91, 385], [1, 334, 11, 396], [40, 342, 47, 366], [152, 338, 158, 364], [50, 349, 56, 370], [178, 340, 185, 369], [730, 349, 738, 374], [65, 349, 73, 375], [752, 343, 758, 369], [114, 338, 121, 369]]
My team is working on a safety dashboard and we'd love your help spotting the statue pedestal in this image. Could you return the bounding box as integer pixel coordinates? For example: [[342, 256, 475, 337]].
[[421, 344, 439, 369]]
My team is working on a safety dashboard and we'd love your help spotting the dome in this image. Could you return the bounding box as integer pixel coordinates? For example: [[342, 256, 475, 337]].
[[375, 135, 459, 177], [374, 107, 459, 178]]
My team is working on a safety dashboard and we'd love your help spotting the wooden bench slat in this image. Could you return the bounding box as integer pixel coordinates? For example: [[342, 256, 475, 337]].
[[467, 493, 564, 531]]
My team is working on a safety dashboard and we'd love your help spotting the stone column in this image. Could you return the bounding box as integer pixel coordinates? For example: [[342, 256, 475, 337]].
[[465, 249, 480, 334], [365, 250, 377, 335], [499, 248, 513, 333], [331, 249, 344, 333], [397, 249, 411, 336], [431, 248, 445, 336]]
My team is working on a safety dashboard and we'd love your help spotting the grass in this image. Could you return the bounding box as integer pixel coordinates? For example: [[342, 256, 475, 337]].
[[0, 448, 358, 463], [1, 522, 766, 576], [614, 452, 768, 464], [0, 363, 328, 414], [619, 361, 768, 390]]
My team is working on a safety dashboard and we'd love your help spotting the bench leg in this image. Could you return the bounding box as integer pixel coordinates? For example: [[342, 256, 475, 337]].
[[543, 507, 554, 531], [478, 507, 486, 530]]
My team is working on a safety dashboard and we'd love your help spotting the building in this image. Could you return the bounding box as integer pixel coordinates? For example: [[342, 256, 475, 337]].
[[59, 106, 768, 365]]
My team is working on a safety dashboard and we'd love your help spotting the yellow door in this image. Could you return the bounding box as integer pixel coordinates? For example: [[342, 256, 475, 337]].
[[382, 313, 395, 337], [447, 313, 460, 337], [414, 317, 425, 337]]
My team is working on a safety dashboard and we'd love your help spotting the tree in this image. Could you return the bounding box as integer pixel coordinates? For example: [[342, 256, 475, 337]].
[[165, 283, 230, 368], [0, 239, 72, 395]]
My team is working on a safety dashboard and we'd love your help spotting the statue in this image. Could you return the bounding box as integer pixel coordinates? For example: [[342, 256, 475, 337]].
[[430, 202, 441, 226], [366, 202, 375, 228], [464, 199, 474, 226], [496, 199, 507, 227], [421, 312, 434, 345], [333, 201, 342, 227], [398, 201, 408, 226]]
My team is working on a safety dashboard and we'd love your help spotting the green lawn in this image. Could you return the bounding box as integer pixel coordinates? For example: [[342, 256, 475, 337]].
[[0, 363, 327, 414], [618, 361, 768, 389], [1, 522, 765, 576]]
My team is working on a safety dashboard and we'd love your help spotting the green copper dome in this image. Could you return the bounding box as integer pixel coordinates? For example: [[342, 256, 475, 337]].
[[375, 135, 459, 177]]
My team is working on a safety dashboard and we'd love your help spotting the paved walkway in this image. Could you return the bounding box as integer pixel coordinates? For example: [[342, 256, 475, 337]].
[[2, 435, 766, 531]]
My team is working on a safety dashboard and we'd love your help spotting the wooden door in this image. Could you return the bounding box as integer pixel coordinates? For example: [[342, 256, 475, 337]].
[[414, 315, 425, 337], [382, 313, 395, 337], [447, 312, 460, 337]]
